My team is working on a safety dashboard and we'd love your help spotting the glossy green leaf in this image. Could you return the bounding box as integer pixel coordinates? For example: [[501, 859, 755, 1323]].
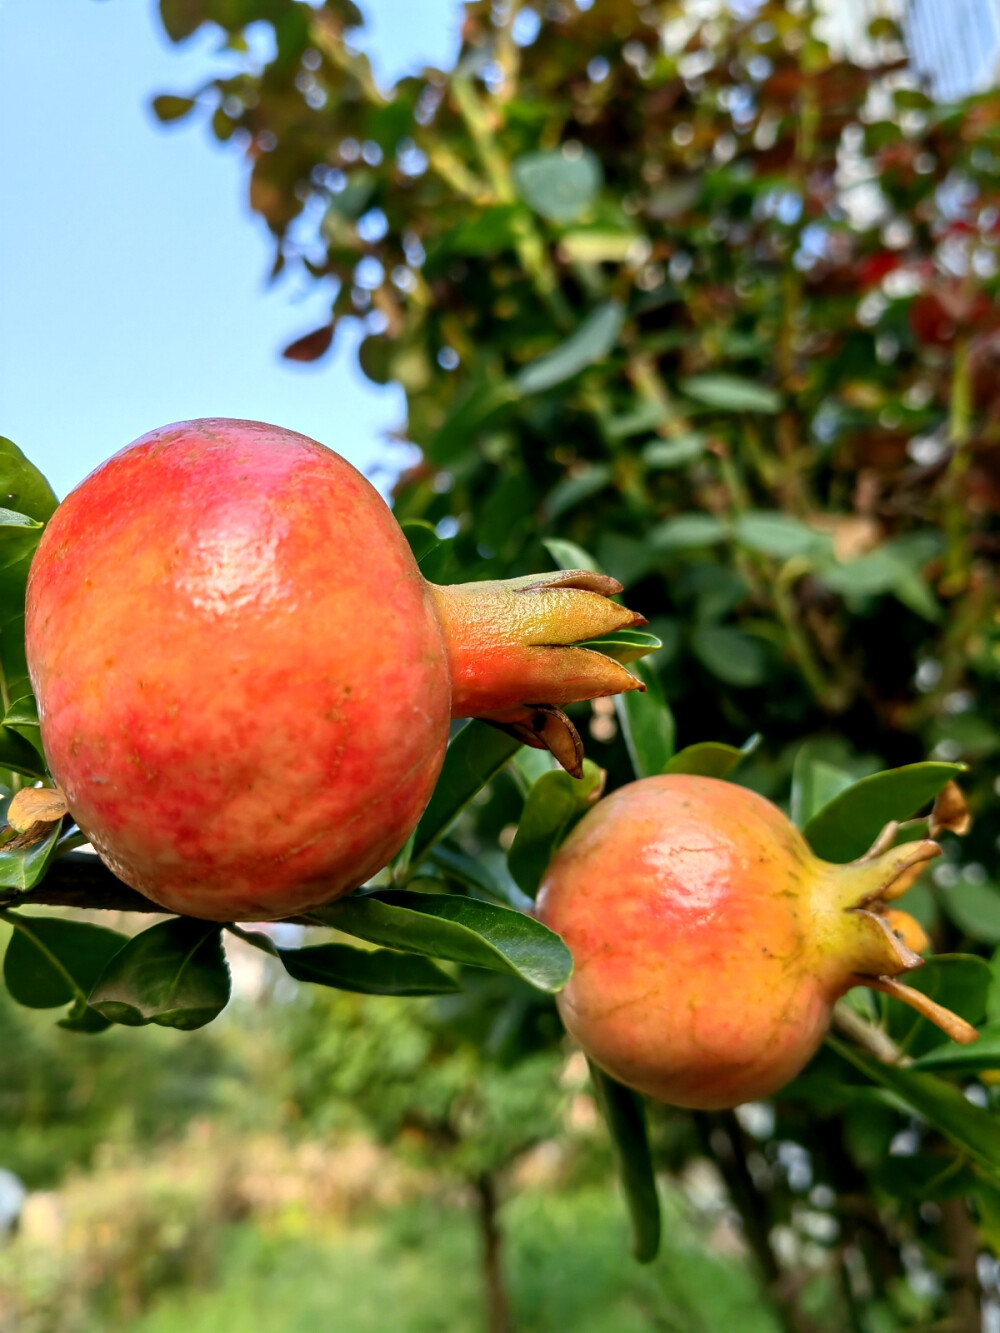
[[790, 749, 857, 829], [663, 741, 744, 779], [0, 440, 57, 523], [915, 1021, 1000, 1074], [691, 624, 767, 688], [830, 1037, 1000, 1174], [589, 1062, 661, 1263], [410, 722, 520, 866], [941, 880, 1000, 946], [803, 762, 965, 862], [507, 759, 603, 898], [512, 147, 602, 224], [543, 537, 603, 574], [427, 842, 527, 909], [0, 724, 46, 779], [279, 942, 459, 996], [3, 914, 126, 1009], [648, 513, 728, 551], [733, 511, 831, 561], [576, 628, 662, 665], [318, 889, 573, 993], [400, 518, 442, 565], [89, 918, 231, 1030], [679, 374, 782, 414], [515, 302, 623, 396], [615, 659, 675, 778], [0, 818, 64, 891]]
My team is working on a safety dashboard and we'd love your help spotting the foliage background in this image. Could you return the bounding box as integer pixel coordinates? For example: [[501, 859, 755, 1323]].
[[6, 1, 1000, 1331]]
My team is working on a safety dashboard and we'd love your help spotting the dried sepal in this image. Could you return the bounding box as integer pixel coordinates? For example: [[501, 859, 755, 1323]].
[[929, 780, 972, 838], [8, 785, 68, 833]]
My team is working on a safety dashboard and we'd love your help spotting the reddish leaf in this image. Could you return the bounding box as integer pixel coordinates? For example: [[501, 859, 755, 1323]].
[[282, 324, 334, 363]]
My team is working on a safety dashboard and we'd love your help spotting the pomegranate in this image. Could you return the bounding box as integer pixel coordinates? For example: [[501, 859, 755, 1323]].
[[26, 418, 643, 921], [536, 775, 976, 1110]]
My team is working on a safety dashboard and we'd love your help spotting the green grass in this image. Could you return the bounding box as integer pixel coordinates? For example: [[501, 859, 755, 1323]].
[[129, 1185, 781, 1333]]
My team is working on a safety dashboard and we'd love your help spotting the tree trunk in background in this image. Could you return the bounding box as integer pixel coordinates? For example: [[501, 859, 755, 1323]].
[[474, 1172, 513, 1333]]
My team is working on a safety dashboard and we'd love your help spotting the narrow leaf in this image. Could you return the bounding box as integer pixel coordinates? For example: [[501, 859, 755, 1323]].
[[516, 302, 623, 396], [615, 659, 675, 778], [804, 763, 966, 862], [915, 1021, 1000, 1074], [589, 1061, 661, 1263], [89, 918, 231, 1030], [679, 374, 782, 414], [317, 889, 573, 993], [830, 1037, 1000, 1175], [400, 518, 442, 565], [279, 942, 459, 995], [543, 537, 603, 574], [577, 629, 662, 665]]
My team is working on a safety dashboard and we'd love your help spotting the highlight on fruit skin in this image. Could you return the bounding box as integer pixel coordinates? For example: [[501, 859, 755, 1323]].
[[536, 774, 977, 1112], [25, 418, 646, 922]]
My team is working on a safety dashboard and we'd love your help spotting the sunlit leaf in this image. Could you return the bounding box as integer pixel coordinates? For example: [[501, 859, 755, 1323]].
[[516, 303, 623, 395]]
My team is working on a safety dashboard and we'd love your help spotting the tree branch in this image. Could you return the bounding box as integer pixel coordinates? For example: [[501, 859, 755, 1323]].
[[0, 853, 315, 925]]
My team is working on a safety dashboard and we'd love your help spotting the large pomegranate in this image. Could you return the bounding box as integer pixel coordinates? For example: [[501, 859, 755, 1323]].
[[537, 775, 975, 1110], [26, 419, 643, 921]]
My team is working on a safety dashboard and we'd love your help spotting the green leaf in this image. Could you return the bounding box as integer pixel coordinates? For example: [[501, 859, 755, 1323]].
[[89, 918, 231, 1030], [508, 759, 603, 898], [151, 94, 197, 122], [4, 695, 43, 759], [512, 147, 602, 224], [515, 302, 624, 396], [0, 818, 64, 891], [0, 439, 57, 522], [400, 518, 442, 565], [915, 1020, 1000, 1074], [615, 659, 675, 778], [279, 942, 459, 996], [589, 1062, 661, 1263], [733, 511, 831, 561], [544, 465, 613, 520], [426, 379, 517, 465], [576, 629, 662, 665], [318, 889, 573, 993], [543, 537, 603, 574], [648, 513, 728, 551], [690, 624, 766, 688], [679, 374, 782, 414], [790, 749, 857, 829], [608, 402, 668, 440], [663, 742, 745, 779], [410, 722, 520, 866], [445, 204, 527, 257], [803, 762, 965, 862], [3, 914, 126, 1008], [830, 1037, 1000, 1175], [0, 724, 46, 779], [642, 434, 706, 469], [941, 880, 1000, 946]]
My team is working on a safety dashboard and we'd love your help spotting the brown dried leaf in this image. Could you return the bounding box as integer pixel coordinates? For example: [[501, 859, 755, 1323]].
[[7, 786, 68, 833], [929, 780, 972, 838]]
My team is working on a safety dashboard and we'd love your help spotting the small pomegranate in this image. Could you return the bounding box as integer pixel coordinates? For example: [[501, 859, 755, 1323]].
[[536, 775, 976, 1110], [26, 419, 643, 921]]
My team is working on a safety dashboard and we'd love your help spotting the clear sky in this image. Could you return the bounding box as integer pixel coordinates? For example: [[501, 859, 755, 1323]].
[[0, 0, 461, 498]]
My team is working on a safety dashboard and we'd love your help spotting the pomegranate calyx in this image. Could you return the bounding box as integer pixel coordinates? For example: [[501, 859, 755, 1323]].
[[429, 572, 647, 749], [865, 975, 979, 1046], [846, 838, 942, 908], [487, 704, 585, 778]]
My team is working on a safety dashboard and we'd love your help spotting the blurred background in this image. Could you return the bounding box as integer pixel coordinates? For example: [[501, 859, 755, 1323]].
[[6, 1, 1000, 1330]]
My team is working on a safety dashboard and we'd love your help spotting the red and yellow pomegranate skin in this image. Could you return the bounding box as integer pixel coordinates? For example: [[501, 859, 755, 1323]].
[[537, 775, 956, 1110], [26, 420, 643, 922], [26, 419, 452, 920]]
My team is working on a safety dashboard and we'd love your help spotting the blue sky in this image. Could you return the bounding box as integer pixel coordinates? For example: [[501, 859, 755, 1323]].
[[0, 0, 461, 498]]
